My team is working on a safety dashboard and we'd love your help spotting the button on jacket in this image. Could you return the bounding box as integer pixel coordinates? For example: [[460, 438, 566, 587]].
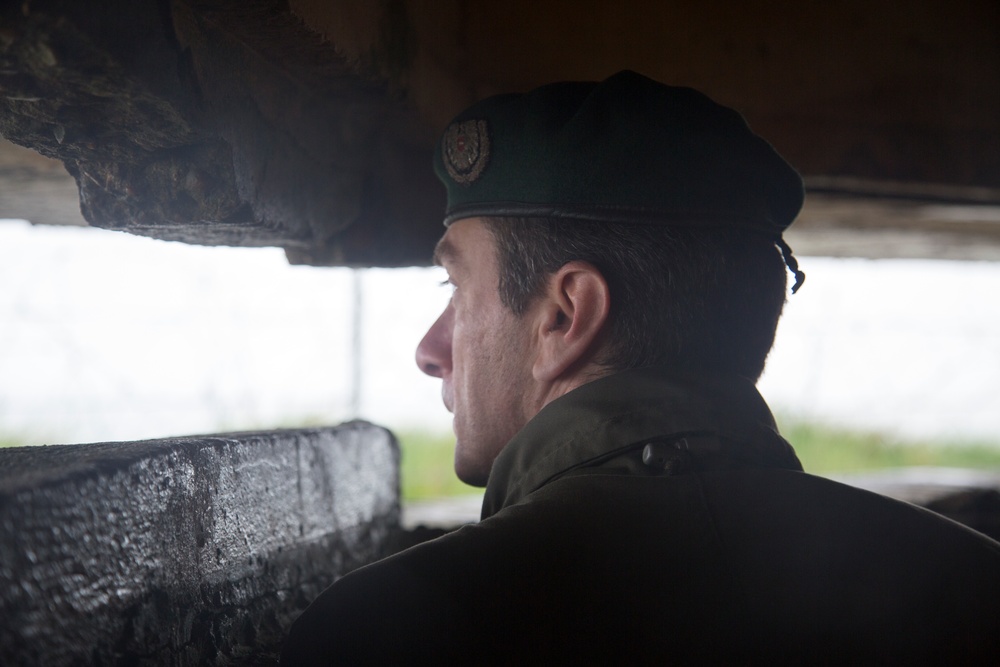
[[283, 368, 1000, 665]]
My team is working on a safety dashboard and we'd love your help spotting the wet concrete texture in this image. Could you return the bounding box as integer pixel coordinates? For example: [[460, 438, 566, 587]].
[[0, 422, 400, 665], [3, 1, 1000, 265]]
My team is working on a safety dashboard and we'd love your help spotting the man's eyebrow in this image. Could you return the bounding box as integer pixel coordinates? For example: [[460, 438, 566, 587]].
[[432, 237, 459, 267]]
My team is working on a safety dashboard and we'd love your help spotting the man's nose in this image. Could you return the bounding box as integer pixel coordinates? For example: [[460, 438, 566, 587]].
[[415, 305, 453, 378]]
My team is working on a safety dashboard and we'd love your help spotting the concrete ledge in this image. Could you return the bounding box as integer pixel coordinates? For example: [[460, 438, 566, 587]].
[[0, 422, 400, 665]]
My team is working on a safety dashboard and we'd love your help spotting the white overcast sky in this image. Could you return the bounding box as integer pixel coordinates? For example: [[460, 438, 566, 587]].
[[1, 219, 998, 446]]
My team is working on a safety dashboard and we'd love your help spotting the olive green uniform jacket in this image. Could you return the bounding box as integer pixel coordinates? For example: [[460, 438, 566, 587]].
[[283, 368, 1000, 665]]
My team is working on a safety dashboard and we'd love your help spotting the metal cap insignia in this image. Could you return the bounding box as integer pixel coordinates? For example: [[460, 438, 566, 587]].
[[443, 119, 490, 185]]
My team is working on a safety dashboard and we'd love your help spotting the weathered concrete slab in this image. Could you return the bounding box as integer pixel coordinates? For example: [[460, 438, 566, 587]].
[[0, 0, 444, 266], [3, 0, 1000, 265], [787, 193, 1000, 261], [0, 422, 400, 666], [0, 138, 85, 227]]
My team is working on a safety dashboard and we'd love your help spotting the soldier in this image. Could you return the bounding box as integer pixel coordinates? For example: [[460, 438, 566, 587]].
[[283, 71, 1000, 665]]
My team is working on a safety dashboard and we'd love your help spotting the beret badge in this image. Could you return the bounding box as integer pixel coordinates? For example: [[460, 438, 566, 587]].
[[443, 119, 490, 185]]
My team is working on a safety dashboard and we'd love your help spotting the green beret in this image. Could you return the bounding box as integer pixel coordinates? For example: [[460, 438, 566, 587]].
[[433, 70, 804, 236]]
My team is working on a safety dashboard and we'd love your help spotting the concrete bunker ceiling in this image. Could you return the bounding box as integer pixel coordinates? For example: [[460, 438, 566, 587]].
[[1, 0, 999, 264]]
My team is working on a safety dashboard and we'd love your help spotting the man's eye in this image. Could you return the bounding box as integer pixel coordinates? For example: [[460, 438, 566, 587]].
[[439, 278, 456, 291]]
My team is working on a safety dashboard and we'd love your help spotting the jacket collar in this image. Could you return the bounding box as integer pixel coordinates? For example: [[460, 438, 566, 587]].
[[482, 367, 802, 520]]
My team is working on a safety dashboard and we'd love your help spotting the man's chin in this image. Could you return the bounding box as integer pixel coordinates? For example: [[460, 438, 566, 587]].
[[452, 445, 490, 487], [454, 469, 489, 488]]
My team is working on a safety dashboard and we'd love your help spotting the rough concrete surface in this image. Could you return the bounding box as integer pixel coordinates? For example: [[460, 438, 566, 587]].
[[0, 423, 400, 666], [4, 0, 1000, 266], [0, 0, 444, 266]]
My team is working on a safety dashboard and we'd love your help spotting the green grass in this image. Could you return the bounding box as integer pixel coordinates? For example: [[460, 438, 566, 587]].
[[396, 430, 481, 500], [778, 417, 1000, 474], [0, 431, 52, 448]]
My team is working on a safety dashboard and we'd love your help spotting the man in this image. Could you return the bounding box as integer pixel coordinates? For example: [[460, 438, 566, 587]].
[[283, 71, 1000, 664]]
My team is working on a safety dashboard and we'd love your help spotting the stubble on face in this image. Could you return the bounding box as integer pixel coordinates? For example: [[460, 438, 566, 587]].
[[452, 308, 534, 485], [427, 219, 538, 486]]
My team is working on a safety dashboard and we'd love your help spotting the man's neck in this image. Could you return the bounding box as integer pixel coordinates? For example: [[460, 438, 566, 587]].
[[532, 362, 614, 417]]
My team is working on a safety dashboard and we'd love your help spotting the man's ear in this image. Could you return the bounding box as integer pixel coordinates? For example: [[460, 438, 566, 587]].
[[532, 261, 611, 383]]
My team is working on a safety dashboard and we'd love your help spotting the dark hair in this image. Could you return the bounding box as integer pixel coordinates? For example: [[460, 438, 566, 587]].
[[481, 217, 789, 381]]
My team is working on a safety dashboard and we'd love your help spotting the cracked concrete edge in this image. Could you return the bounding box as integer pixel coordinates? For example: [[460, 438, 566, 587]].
[[0, 422, 401, 665]]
